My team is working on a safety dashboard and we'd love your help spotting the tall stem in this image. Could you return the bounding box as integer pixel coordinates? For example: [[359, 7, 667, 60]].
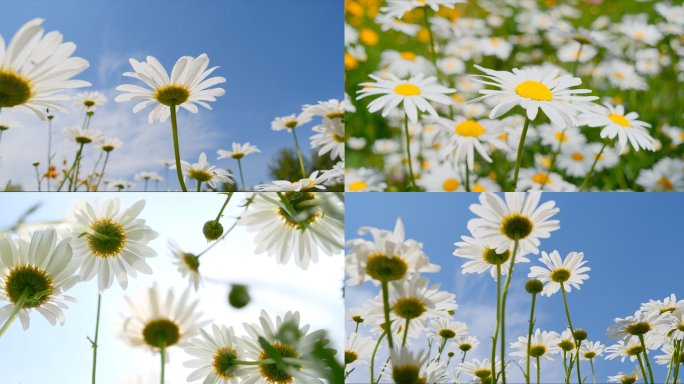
[[511, 117, 531, 191], [95, 152, 110, 192], [34, 165, 42, 191], [560, 282, 581, 383], [456, 351, 467, 378], [404, 116, 417, 190], [197, 181, 202, 192], [590, 359, 597, 384], [381, 279, 394, 349], [492, 264, 502, 383], [401, 318, 410, 347], [637, 353, 649, 384], [526, 292, 537, 384], [536, 357, 540, 384], [215, 193, 233, 222], [47, 117, 53, 192], [160, 338, 166, 384], [169, 103, 187, 192], [370, 331, 386, 384], [58, 143, 84, 192], [291, 128, 306, 179], [0, 287, 30, 340], [673, 340, 681, 384], [465, 158, 471, 192], [639, 335, 655, 384], [563, 351, 569, 384], [579, 141, 608, 192], [91, 294, 102, 384], [88, 150, 104, 190], [500, 238, 520, 384], [237, 158, 246, 191]]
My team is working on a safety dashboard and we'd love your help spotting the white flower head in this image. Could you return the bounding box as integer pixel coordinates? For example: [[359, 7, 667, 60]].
[[73, 91, 107, 112], [586, 103, 655, 152], [170, 152, 234, 189], [182, 324, 246, 384], [271, 112, 312, 132], [454, 236, 530, 280], [528, 251, 590, 296], [217, 142, 260, 160], [62, 126, 105, 145], [345, 331, 377, 367], [168, 239, 202, 292]]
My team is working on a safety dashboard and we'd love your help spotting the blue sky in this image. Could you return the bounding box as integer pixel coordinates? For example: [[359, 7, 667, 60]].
[[0, 0, 342, 191], [0, 193, 343, 383], [345, 192, 681, 384]]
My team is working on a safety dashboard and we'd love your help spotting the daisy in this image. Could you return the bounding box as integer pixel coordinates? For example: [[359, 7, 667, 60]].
[[357, 73, 455, 123], [380, 50, 436, 78], [217, 143, 260, 160], [388, 347, 427, 384], [428, 319, 469, 342], [556, 146, 594, 178], [62, 126, 105, 145], [434, 116, 508, 170], [170, 152, 234, 191], [467, 192, 560, 255], [457, 358, 504, 381], [345, 217, 440, 286], [478, 37, 513, 60], [454, 236, 530, 280], [183, 324, 246, 384], [587, 142, 619, 172], [255, 169, 340, 192], [528, 251, 590, 297], [0, 119, 23, 132], [557, 42, 598, 63], [115, 54, 225, 123], [654, 340, 683, 366], [417, 361, 448, 383], [596, 60, 649, 91], [586, 103, 655, 152], [636, 160, 684, 192], [238, 192, 343, 270], [468, 65, 597, 128], [664, 124, 684, 146], [310, 116, 345, 160], [372, 139, 401, 155], [0, 228, 79, 332], [236, 310, 328, 384], [538, 124, 587, 151], [510, 329, 562, 363], [579, 341, 605, 360], [605, 335, 659, 362], [608, 367, 642, 384], [607, 310, 671, 344], [66, 197, 159, 293], [347, 137, 367, 150], [108, 179, 129, 191], [345, 331, 377, 367], [416, 162, 464, 192], [117, 283, 210, 356], [641, 294, 684, 316], [169, 239, 202, 291], [73, 91, 107, 112], [345, 167, 387, 192], [346, 304, 373, 326], [95, 137, 123, 152], [618, 20, 663, 46], [450, 335, 480, 353], [437, 57, 466, 75], [0, 18, 91, 122], [271, 113, 312, 132], [548, 23, 614, 49], [302, 99, 345, 121]]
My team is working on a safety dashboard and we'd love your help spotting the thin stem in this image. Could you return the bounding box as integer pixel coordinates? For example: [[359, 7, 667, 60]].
[[637, 353, 649, 384], [456, 351, 467, 378], [422, 6, 438, 75], [91, 294, 102, 384], [511, 117, 531, 191], [47, 117, 52, 192], [590, 359, 596, 384], [197, 181, 201, 192], [291, 128, 306, 179], [526, 293, 537, 384], [58, 143, 84, 192], [0, 287, 30, 340], [237, 158, 246, 191], [492, 264, 502, 383], [576, 341, 582, 384], [579, 141, 608, 192], [215, 193, 234, 222], [465, 158, 471, 192], [540, 128, 566, 190], [404, 116, 417, 190], [560, 282, 581, 384], [145, 179, 149, 192], [169, 102, 187, 192], [536, 357, 540, 384], [160, 338, 166, 384], [88, 150, 104, 190], [354, 323, 359, 333], [95, 152, 110, 192], [370, 331, 387, 384], [34, 165, 42, 191], [401, 318, 410, 347], [665, 340, 678, 384], [639, 335, 655, 384], [500, 238, 520, 384], [376, 357, 391, 384], [435, 339, 446, 362], [563, 351, 569, 384], [381, 279, 394, 349], [197, 198, 243, 258], [673, 340, 681, 384]]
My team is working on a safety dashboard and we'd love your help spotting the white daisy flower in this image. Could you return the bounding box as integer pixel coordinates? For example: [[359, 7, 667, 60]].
[[235, 310, 328, 384], [345, 23, 358, 47], [346, 304, 373, 325], [450, 335, 480, 353], [372, 139, 401, 155], [345, 167, 388, 192], [95, 137, 123, 152], [62, 126, 105, 144], [310, 116, 345, 160], [642, 294, 684, 316], [528, 251, 590, 297], [467, 192, 560, 255], [0, 119, 23, 132], [357, 73, 455, 123], [437, 57, 466, 75], [302, 99, 346, 121], [579, 341, 605, 360], [605, 335, 658, 363], [73, 91, 107, 112], [510, 329, 561, 363], [468, 65, 597, 128], [538, 123, 587, 151], [417, 361, 448, 383], [344, 93, 357, 113], [134, 171, 159, 181], [515, 167, 576, 192], [607, 367, 642, 384], [557, 41, 598, 63], [433, 116, 508, 170], [217, 143, 260, 160], [618, 20, 663, 45], [596, 60, 649, 91], [108, 179, 130, 191], [170, 152, 234, 190], [428, 319, 469, 342], [454, 236, 530, 280], [381, 0, 465, 19], [587, 142, 619, 172], [115, 54, 225, 123], [416, 162, 464, 192], [347, 137, 367, 150], [182, 324, 246, 384], [457, 358, 504, 381], [388, 347, 428, 384], [607, 310, 670, 344], [0, 18, 91, 122], [66, 197, 159, 293], [586, 103, 655, 152], [345, 331, 377, 367], [556, 145, 594, 178], [654, 340, 682, 366], [117, 283, 211, 356], [271, 112, 312, 132], [479, 37, 513, 60], [0, 228, 79, 330], [239, 192, 343, 270], [664, 124, 684, 146], [636, 159, 683, 192], [380, 50, 436, 78], [169, 239, 202, 292], [255, 169, 340, 192]]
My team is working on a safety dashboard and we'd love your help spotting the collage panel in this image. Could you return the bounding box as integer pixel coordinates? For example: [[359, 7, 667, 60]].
[[0, 192, 344, 383], [0, 0, 344, 193], [344, 0, 684, 192], [345, 191, 683, 383]]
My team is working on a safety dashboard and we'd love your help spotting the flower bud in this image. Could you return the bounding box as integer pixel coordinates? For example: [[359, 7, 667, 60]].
[[228, 284, 250, 308], [574, 329, 588, 341], [203, 220, 223, 241], [447, 352, 454, 357], [525, 279, 544, 294]]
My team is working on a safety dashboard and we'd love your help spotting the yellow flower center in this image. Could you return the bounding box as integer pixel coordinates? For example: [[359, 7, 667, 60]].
[[571, 153, 584, 161], [348, 181, 367, 191], [555, 132, 567, 142], [443, 178, 459, 191], [532, 173, 551, 184], [614, 72, 625, 79], [360, 29, 379, 45], [0, 70, 33, 108], [394, 84, 421, 96], [401, 51, 417, 61], [455, 120, 485, 137], [332, 133, 345, 143], [189, 169, 213, 182], [634, 32, 645, 39], [472, 183, 485, 192], [608, 114, 630, 127], [490, 38, 500, 46], [515, 81, 553, 101], [153, 84, 190, 106], [657, 177, 674, 190]]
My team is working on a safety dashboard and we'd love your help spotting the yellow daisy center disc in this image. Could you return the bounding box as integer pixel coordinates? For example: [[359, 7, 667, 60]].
[[401, 52, 417, 61], [348, 181, 367, 191], [515, 81, 553, 101], [532, 173, 551, 184], [472, 183, 485, 192], [443, 178, 459, 191], [395, 84, 421, 96], [571, 153, 584, 161], [455, 120, 485, 137], [657, 177, 673, 190], [555, 132, 567, 142], [608, 114, 630, 127], [0, 70, 32, 108]]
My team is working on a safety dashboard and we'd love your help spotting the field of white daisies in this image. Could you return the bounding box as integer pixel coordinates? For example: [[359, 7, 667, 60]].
[[0, 18, 344, 192], [0, 192, 344, 383], [345, 192, 684, 384], [344, 0, 684, 192]]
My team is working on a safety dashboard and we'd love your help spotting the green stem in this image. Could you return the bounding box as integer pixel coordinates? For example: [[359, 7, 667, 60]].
[[95, 152, 110, 192], [381, 279, 394, 349], [492, 264, 502, 383], [526, 293, 537, 384], [500, 238, 520, 384], [465, 158, 471, 192], [376, 357, 391, 384], [197, 181, 201, 192], [665, 340, 678, 384], [435, 339, 446, 362], [563, 351, 569, 384], [160, 337, 166, 384], [637, 353, 649, 384], [537, 357, 540, 384], [370, 331, 386, 384], [34, 165, 42, 192], [456, 351, 467, 378], [422, 6, 439, 75], [404, 116, 417, 191], [291, 128, 306, 179], [511, 117, 531, 191], [590, 359, 596, 384], [47, 117, 52, 192], [639, 335, 655, 384], [672, 340, 681, 384], [401, 318, 410, 347], [579, 141, 608, 192], [237, 158, 246, 192], [91, 294, 102, 384], [58, 142, 84, 192], [576, 341, 582, 384], [560, 282, 581, 384], [215, 193, 234, 222], [88, 150, 104, 190], [354, 323, 359, 333], [169, 102, 187, 192], [197, 195, 245, 258], [0, 287, 30, 340]]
